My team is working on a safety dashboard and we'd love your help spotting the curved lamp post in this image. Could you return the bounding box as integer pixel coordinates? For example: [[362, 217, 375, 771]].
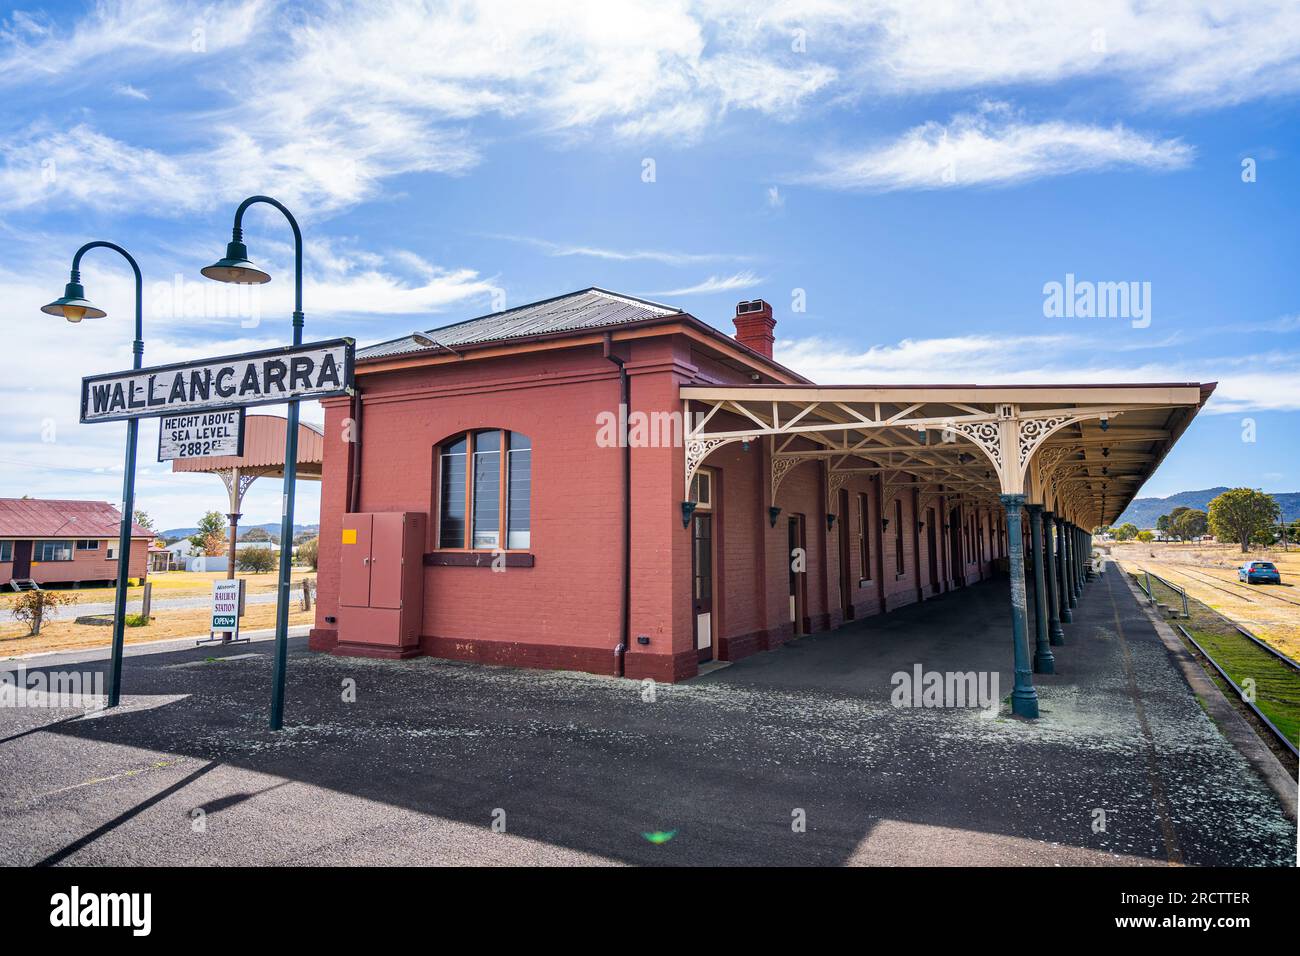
[[202, 196, 303, 730], [42, 242, 143, 708]]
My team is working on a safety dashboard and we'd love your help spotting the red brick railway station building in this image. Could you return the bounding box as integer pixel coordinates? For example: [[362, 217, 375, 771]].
[[309, 289, 1210, 714]]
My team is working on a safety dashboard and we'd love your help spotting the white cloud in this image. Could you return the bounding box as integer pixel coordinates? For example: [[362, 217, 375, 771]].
[[4, 1, 1294, 217], [797, 105, 1193, 191], [0, 0, 264, 79], [491, 234, 747, 266], [775, 329, 1300, 413], [649, 270, 765, 297], [712, 0, 1300, 108]]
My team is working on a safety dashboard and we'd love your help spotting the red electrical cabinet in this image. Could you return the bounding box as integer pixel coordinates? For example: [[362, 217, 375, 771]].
[[337, 512, 426, 657]]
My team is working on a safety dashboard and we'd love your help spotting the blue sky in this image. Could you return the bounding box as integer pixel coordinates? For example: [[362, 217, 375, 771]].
[[1, 0, 1297, 530]]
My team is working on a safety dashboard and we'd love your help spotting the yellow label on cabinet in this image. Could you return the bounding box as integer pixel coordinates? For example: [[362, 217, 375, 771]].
[[341, 529, 357, 545]]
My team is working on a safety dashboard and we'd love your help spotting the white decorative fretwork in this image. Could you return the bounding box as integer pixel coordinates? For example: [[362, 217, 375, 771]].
[[1035, 445, 1071, 485], [685, 437, 732, 488], [949, 420, 1003, 472], [1017, 415, 1071, 472], [771, 454, 811, 501]]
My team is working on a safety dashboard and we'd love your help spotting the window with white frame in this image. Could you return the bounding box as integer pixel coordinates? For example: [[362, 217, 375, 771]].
[[0, 540, 12, 562], [36, 540, 73, 562], [76, 539, 100, 551], [437, 430, 532, 550], [690, 469, 713, 510]]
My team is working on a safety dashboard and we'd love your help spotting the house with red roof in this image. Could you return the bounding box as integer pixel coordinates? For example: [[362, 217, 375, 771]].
[[0, 498, 151, 589]]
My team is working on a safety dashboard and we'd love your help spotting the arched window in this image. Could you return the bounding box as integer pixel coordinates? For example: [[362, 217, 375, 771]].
[[437, 430, 531, 550]]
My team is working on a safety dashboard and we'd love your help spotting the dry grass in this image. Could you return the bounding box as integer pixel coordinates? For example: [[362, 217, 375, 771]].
[[0, 601, 314, 656], [0, 569, 314, 609], [1110, 540, 1300, 660]]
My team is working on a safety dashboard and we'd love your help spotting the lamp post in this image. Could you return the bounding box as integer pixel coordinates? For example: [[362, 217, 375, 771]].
[[42, 242, 143, 708], [203, 196, 303, 730]]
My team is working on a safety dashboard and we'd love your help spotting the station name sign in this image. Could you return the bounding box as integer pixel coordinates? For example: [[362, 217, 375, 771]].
[[158, 408, 245, 461], [81, 338, 354, 424]]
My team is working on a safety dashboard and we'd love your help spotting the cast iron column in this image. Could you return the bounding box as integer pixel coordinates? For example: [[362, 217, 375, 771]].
[[1043, 510, 1065, 644], [1055, 516, 1072, 623], [1026, 504, 1054, 673], [1068, 523, 1080, 605], [1000, 494, 1039, 718]]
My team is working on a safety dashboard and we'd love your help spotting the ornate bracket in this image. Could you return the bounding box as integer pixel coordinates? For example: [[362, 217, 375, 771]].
[[218, 466, 276, 513], [828, 469, 848, 499], [685, 437, 734, 489], [771, 454, 813, 502], [1017, 415, 1072, 473], [949, 420, 1003, 473]]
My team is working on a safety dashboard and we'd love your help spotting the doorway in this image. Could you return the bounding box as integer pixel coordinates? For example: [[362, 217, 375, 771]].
[[690, 467, 716, 663], [949, 507, 963, 587], [787, 514, 807, 635], [11, 540, 31, 579], [926, 508, 939, 594]]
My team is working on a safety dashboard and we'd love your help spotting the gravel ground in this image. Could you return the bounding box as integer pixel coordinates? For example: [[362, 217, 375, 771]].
[[0, 565, 1293, 866]]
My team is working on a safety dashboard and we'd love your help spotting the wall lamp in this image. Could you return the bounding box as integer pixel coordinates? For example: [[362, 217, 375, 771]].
[[768, 506, 782, 528], [826, 513, 836, 531], [881, 518, 890, 531], [681, 500, 697, 528]]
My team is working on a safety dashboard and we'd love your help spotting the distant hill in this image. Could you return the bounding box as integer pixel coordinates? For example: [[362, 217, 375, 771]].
[[1114, 488, 1300, 529], [160, 522, 319, 542]]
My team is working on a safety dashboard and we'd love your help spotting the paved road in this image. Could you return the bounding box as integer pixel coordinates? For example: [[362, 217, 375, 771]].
[[69, 590, 279, 617], [0, 566, 1293, 866]]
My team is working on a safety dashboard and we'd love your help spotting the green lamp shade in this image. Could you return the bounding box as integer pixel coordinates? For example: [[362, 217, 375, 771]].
[[42, 281, 106, 321], [201, 240, 272, 284]]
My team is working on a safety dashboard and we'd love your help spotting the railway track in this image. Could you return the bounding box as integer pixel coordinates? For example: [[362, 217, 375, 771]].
[[1175, 623, 1299, 760], [1142, 564, 1257, 605], [1163, 564, 1300, 609]]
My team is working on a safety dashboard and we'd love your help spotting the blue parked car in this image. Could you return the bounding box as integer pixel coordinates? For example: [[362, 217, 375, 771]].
[[1238, 561, 1281, 584]]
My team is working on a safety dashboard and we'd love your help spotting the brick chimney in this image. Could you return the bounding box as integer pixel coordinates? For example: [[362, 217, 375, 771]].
[[733, 299, 775, 359]]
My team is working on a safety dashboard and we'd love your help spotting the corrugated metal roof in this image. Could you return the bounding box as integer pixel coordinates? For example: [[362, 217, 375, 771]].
[[170, 414, 324, 475], [0, 498, 153, 539], [358, 288, 682, 360]]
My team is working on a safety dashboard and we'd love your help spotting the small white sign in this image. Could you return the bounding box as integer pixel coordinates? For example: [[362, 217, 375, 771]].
[[159, 409, 244, 461], [212, 579, 241, 634]]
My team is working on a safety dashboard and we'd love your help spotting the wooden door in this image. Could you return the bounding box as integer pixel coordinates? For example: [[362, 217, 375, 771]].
[[692, 512, 714, 662]]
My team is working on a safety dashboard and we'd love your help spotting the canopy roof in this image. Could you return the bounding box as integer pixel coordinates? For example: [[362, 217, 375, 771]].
[[682, 382, 1216, 527], [170, 414, 325, 480]]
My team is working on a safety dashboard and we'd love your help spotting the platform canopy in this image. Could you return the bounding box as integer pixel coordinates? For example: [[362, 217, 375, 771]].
[[170, 414, 325, 481], [681, 383, 1214, 529], [170, 414, 325, 577]]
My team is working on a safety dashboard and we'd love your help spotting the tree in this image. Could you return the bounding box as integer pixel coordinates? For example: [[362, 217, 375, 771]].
[[1163, 506, 1194, 539], [1208, 489, 1280, 553], [189, 511, 228, 556], [1171, 508, 1208, 542], [1136, 530, 1154, 542], [297, 536, 319, 571], [133, 508, 154, 531], [1156, 514, 1171, 535], [9, 590, 74, 636], [237, 547, 277, 573], [1114, 523, 1139, 541]]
